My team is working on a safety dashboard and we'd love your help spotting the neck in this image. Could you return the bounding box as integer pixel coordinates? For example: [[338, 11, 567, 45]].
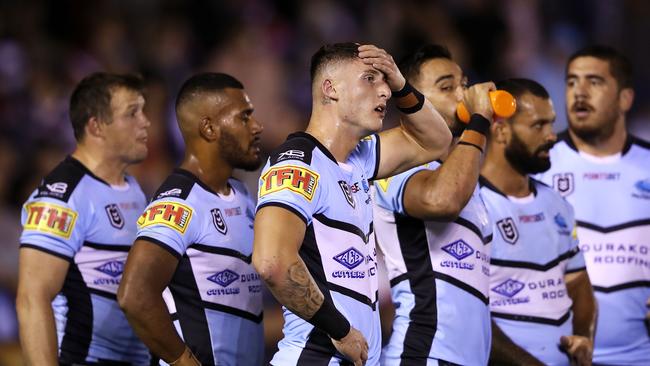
[[481, 146, 530, 197], [180, 149, 233, 195], [306, 107, 368, 162], [569, 116, 627, 156], [72, 145, 129, 186]]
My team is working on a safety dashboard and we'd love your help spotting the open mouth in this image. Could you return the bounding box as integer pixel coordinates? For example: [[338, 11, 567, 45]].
[[374, 104, 386, 118], [571, 102, 594, 119]]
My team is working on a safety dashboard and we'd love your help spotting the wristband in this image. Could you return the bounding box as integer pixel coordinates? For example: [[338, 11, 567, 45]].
[[308, 300, 351, 340], [393, 81, 425, 114], [458, 114, 490, 153]]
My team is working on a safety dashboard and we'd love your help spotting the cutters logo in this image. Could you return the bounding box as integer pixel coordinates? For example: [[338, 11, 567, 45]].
[[338, 181, 355, 208], [24, 202, 78, 238], [333, 247, 364, 269], [137, 201, 193, 234], [211, 208, 228, 235], [105, 203, 124, 229], [95, 260, 125, 278], [441, 240, 475, 260], [552, 173, 574, 197], [497, 217, 519, 244], [207, 270, 239, 287], [492, 279, 525, 298], [260, 165, 319, 201]]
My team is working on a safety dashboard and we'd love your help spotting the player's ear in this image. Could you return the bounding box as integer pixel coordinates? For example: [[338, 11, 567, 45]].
[[492, 118, 509, 145], [619, 87, 634, 113], [199, 117, 219, 141], [322, 79, 338, 102], [86, 116, 103, 138]]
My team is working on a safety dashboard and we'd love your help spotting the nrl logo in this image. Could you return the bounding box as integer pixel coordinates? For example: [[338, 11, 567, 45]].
[[497, 217, 519, 244], [211, 208, 228, 235], [338, 180, 355, 208], [105, 203, 124, 229], [552, 173, 574, 197]]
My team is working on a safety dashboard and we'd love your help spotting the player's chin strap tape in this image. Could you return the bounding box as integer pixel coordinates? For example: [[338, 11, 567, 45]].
[[458, 114, 490, 154], [393, 81, 425, 114], [308, 299, 351, 340]]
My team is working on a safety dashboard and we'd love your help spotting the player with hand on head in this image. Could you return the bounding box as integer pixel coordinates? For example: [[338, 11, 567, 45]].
[[253, 42, 451, 366]]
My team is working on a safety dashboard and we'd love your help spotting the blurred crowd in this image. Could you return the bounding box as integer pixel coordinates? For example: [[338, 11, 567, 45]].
[[1, 0, 650, 363]]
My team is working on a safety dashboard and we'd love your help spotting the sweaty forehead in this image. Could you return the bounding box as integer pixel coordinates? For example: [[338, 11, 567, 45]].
[[110, 87, 144, 110], [516, 93, 555, 122]]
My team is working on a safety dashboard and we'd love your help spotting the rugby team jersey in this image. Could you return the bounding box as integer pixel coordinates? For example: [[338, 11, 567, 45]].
[[19, 156, 150, 365], [537, 132, 650, 365], [373, 161, 493, 366], [136, 169, 263, 366], [256, 132, 381, 366], [480, 177, 585, 366]]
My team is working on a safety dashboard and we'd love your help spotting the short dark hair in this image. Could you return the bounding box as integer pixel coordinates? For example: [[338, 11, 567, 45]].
[[399, 44, 452, 82], [175, 72, 244, 110], [310, 42, 360, 85], [495, 78, 550, 100], [567, 45, 633, 89], [69, 72, 144, 141]]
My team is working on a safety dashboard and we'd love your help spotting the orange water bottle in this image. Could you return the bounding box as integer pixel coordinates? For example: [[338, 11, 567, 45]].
[[457, 90, 517, 123]]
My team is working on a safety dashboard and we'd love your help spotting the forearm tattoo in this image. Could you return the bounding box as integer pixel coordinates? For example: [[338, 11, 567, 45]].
[[273, 259, 324, 319]]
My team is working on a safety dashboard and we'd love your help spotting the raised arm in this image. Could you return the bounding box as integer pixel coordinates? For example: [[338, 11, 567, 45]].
[[16, 248, 69, 366], [252, 206, 368, 365], [562, 270, 596, 366], [402, 83, 495, 220], [118, 240, 199, 365], [358, 45, 452, 179]]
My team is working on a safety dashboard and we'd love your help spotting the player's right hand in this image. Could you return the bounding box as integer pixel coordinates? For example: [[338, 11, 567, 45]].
[[463, 82, 496, 121], [331, 326, 368, 366]]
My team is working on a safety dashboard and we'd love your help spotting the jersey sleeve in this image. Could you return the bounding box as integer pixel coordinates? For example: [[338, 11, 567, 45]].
[[351, 134, 381, 180], [256, 158, 324, 225], [564, 203, 586, 273], [19, 191, 86, 261], [136, 197, 199, 259], [373, 162, 436, 215]]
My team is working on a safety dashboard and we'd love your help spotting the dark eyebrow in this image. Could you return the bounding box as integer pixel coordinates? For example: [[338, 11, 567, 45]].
[[435, 75, 454, 84]]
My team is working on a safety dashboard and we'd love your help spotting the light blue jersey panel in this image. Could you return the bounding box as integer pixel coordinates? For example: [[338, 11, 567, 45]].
[[137, 169, 263, 366], [19, 156, 150, 365], [257, 132, 381, 366], [374, 160, 493, 365], [536, 132, 650, 365], [481, 177, 585, 366]]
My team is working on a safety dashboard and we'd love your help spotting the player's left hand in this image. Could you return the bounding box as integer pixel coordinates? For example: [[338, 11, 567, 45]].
[[358, 44, 405, 92], [560, 335, 593, 366]]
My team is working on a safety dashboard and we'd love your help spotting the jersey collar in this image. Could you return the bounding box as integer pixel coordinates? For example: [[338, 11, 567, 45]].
[[479, 175, 537, 198]]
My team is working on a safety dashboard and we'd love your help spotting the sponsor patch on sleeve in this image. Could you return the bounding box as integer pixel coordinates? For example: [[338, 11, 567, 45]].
[[259, 165, 319, 201], [24, 202, 78, 239], [137, 201, 193, 234]]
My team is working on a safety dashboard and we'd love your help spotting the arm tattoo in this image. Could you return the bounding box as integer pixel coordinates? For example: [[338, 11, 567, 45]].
[[272, 259, 324, 319]]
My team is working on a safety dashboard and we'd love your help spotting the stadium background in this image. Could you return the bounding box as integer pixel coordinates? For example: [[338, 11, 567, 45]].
[[1, 0, 649, 364]]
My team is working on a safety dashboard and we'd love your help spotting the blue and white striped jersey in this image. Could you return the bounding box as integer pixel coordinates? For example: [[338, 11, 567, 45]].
[[537, 132, 650, 365], [20, 156, 150, 365], [480, 177, 585, 366], [373, 161, 493, 366], [257, 132, 381, 366], [136, 169, 264, 366]]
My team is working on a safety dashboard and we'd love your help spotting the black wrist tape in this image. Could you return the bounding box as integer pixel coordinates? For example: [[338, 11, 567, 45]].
[[308, 300, 351, 340], [458, 141, 484, 154], [465, 114, 491, 136], [393, 82, 425, 114]]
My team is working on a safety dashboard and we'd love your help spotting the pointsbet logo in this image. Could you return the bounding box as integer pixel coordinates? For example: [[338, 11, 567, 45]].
[[24, 202, 78, 238], [137, 201, 193, 233], [259, 165, 319, 201]]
